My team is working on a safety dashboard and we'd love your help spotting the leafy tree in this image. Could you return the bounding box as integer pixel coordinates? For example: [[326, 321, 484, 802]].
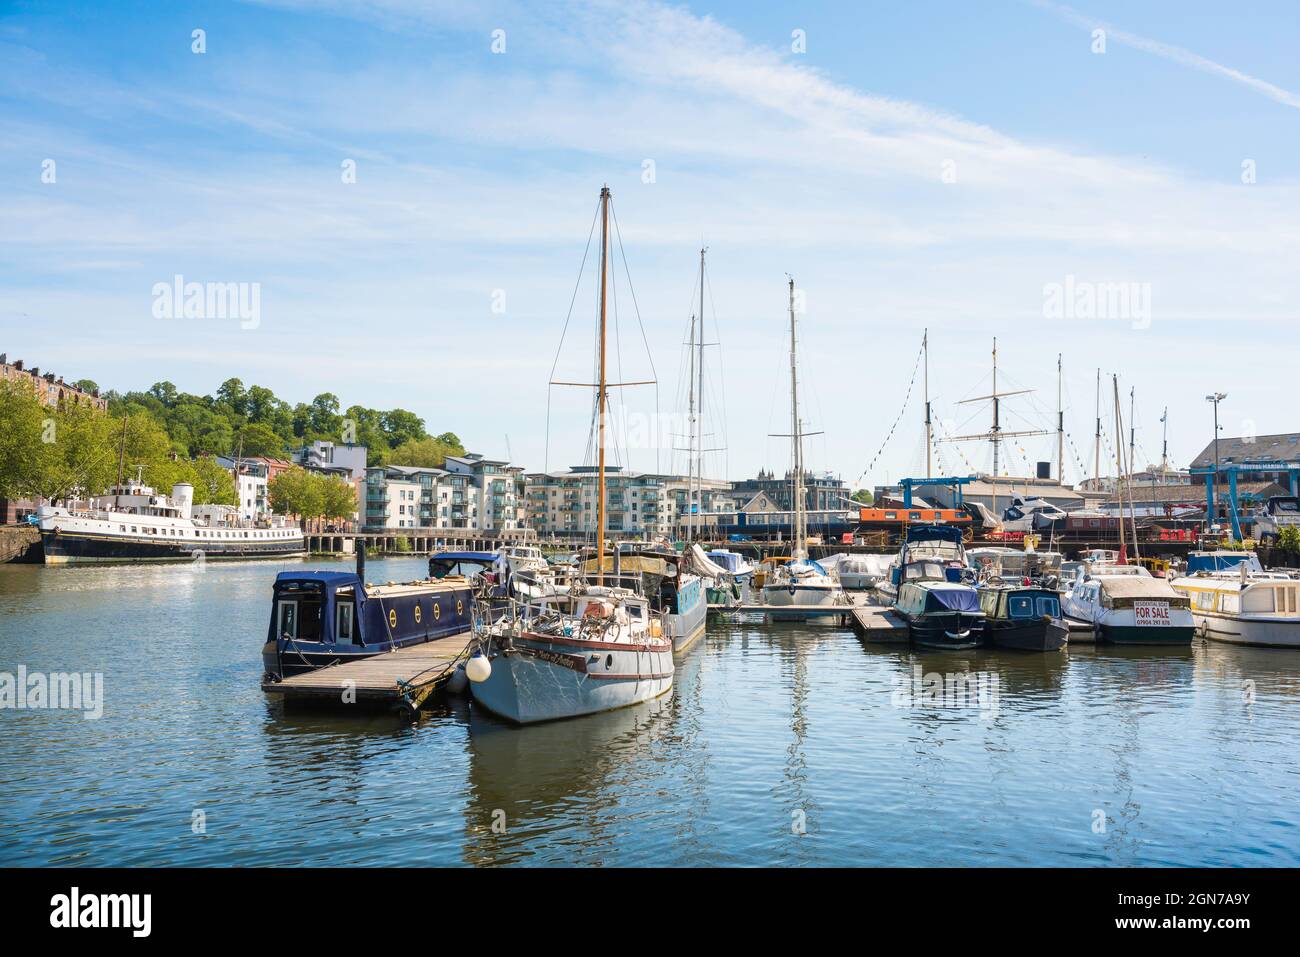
[[190, 455, 238, 506], [73, 379, 98, 395], [389, 434, 465, 468], [268, 467, 321, 521], [320, 476, 358, 521], [148, 381, 179, 407], [0, 383, 49, 500], [850, 488, 874, 505], [1277, 526, 1300, 556], [233, 422, 285, 458], [381, 408, 427, 448]]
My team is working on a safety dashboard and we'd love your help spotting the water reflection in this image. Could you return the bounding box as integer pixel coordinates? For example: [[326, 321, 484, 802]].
[[3, 559, 1300, 866]]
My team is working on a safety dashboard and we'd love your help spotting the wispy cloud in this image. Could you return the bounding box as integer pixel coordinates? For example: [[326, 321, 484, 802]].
[[1032, 0, 1300, 109]]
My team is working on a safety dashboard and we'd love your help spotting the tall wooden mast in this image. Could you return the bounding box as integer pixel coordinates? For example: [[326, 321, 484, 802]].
[[596, 185, 610, 583], [789, 277, 805, 556]]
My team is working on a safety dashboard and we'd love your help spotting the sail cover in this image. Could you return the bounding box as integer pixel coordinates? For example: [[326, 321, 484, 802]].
[[686, 543, 730, 579]]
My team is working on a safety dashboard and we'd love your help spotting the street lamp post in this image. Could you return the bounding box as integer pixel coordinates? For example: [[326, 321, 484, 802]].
[[1205, 392, 1227, 522]]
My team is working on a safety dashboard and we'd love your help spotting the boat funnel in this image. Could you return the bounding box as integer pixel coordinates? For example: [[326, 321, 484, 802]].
[[171, 482, 194, 520]]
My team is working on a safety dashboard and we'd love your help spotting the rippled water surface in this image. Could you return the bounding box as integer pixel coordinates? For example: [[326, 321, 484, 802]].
[[2, 558, 1298, 866]]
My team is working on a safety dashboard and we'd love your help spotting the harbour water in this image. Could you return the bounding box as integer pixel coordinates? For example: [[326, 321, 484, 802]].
[[1, 557, 1298, 867]]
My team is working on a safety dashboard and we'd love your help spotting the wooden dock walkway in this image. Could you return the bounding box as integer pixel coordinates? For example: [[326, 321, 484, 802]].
[[848, 604, 909, 641], [261, 634, 472, 714]]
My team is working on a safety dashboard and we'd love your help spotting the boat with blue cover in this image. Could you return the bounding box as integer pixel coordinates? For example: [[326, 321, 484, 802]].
[[261, 569, 475, 680], [894, 580, 986, 649]]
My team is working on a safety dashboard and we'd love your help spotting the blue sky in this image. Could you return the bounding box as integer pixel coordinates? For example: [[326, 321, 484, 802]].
[[2, 0, 1297, 488]]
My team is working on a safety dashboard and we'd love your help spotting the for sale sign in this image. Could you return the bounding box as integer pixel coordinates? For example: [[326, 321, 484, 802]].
[[1134, 600, 1171, 626]]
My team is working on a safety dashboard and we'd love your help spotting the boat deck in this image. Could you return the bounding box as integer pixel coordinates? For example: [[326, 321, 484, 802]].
[[261, 634, 472, 714]]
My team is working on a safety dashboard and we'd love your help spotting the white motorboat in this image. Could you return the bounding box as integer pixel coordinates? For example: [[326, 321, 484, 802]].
[[1061, 570, 1193, 646], [1170, 552, 1300, 647], [836, 553, 893, 590]]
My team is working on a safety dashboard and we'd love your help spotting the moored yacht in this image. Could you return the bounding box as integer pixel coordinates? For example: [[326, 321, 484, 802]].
[[1171, 557, 1300, 648], [466, 185, 674, 723], [758, 276, 844, 620]]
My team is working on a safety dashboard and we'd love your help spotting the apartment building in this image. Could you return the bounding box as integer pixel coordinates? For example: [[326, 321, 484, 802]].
[[524, 466, 732, 540]]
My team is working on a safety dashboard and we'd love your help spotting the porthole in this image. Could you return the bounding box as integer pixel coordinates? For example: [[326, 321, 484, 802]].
[[605, 654, 613, 669], [414, 605, 422, 624]]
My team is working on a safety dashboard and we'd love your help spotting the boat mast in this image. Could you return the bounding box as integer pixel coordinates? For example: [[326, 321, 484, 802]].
[[1057, 354, 1064, 486], [1129, 386, 1136, 477], [697, 246, 706, 540], [1093, 368, 1101, 486], [686, 305, 697, 543], [991, 338, 999, 516], [1113, 376, 1127, 559], [1160, 407, 1169, 475], [789, 277, 805, 557], [596, 185, 610, 584], [924, 328, 931, 479], [114, 414, 128, 505]]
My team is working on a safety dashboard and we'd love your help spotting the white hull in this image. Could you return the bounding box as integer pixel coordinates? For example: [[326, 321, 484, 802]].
[[1193, 613, 1300, 648], [666, 594, 708, 653], [838, 572, 877, 591], [470, 635, 674, 724], [761, 581, 839, 621]]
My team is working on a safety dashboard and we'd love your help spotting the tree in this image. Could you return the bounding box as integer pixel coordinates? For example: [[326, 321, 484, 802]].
[[1277, 526, 1300, 556], [268, 467, 322, 521], [233, 423, 284, 458], [850, 489, 874, 505], [73, 379, 99, 395], [0, 382, 49, 500], [381, 408, 427, 448], [320, 476, 358, 521], [389, 434, 464, 468], [190, 456, 238, 506]]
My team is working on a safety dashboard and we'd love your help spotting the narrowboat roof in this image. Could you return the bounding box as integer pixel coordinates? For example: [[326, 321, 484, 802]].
[[905, 524, 966, 544], [430, 551, 497, 562], [275, 570, 360, 587]]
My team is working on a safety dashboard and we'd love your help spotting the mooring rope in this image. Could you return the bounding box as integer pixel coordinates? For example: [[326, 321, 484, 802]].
[[854, 331, 926, 488]]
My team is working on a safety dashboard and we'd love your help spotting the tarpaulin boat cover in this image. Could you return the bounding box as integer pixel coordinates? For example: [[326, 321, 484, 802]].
[[686, 543, 731, 579], [927, 586, 981, 612], [906, 524, 966, 545]]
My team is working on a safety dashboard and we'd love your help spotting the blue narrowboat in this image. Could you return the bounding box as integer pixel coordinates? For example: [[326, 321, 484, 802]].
[[261, 570, 475, 679]]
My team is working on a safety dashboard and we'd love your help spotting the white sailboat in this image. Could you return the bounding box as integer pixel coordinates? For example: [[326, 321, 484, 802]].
[[761, 277, 840, 620], [468, 186, 674, 724]]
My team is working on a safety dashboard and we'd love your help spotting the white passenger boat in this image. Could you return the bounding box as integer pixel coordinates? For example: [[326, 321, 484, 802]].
[[1170, 552, 1300, 647], [38, 475, 304, 564]]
